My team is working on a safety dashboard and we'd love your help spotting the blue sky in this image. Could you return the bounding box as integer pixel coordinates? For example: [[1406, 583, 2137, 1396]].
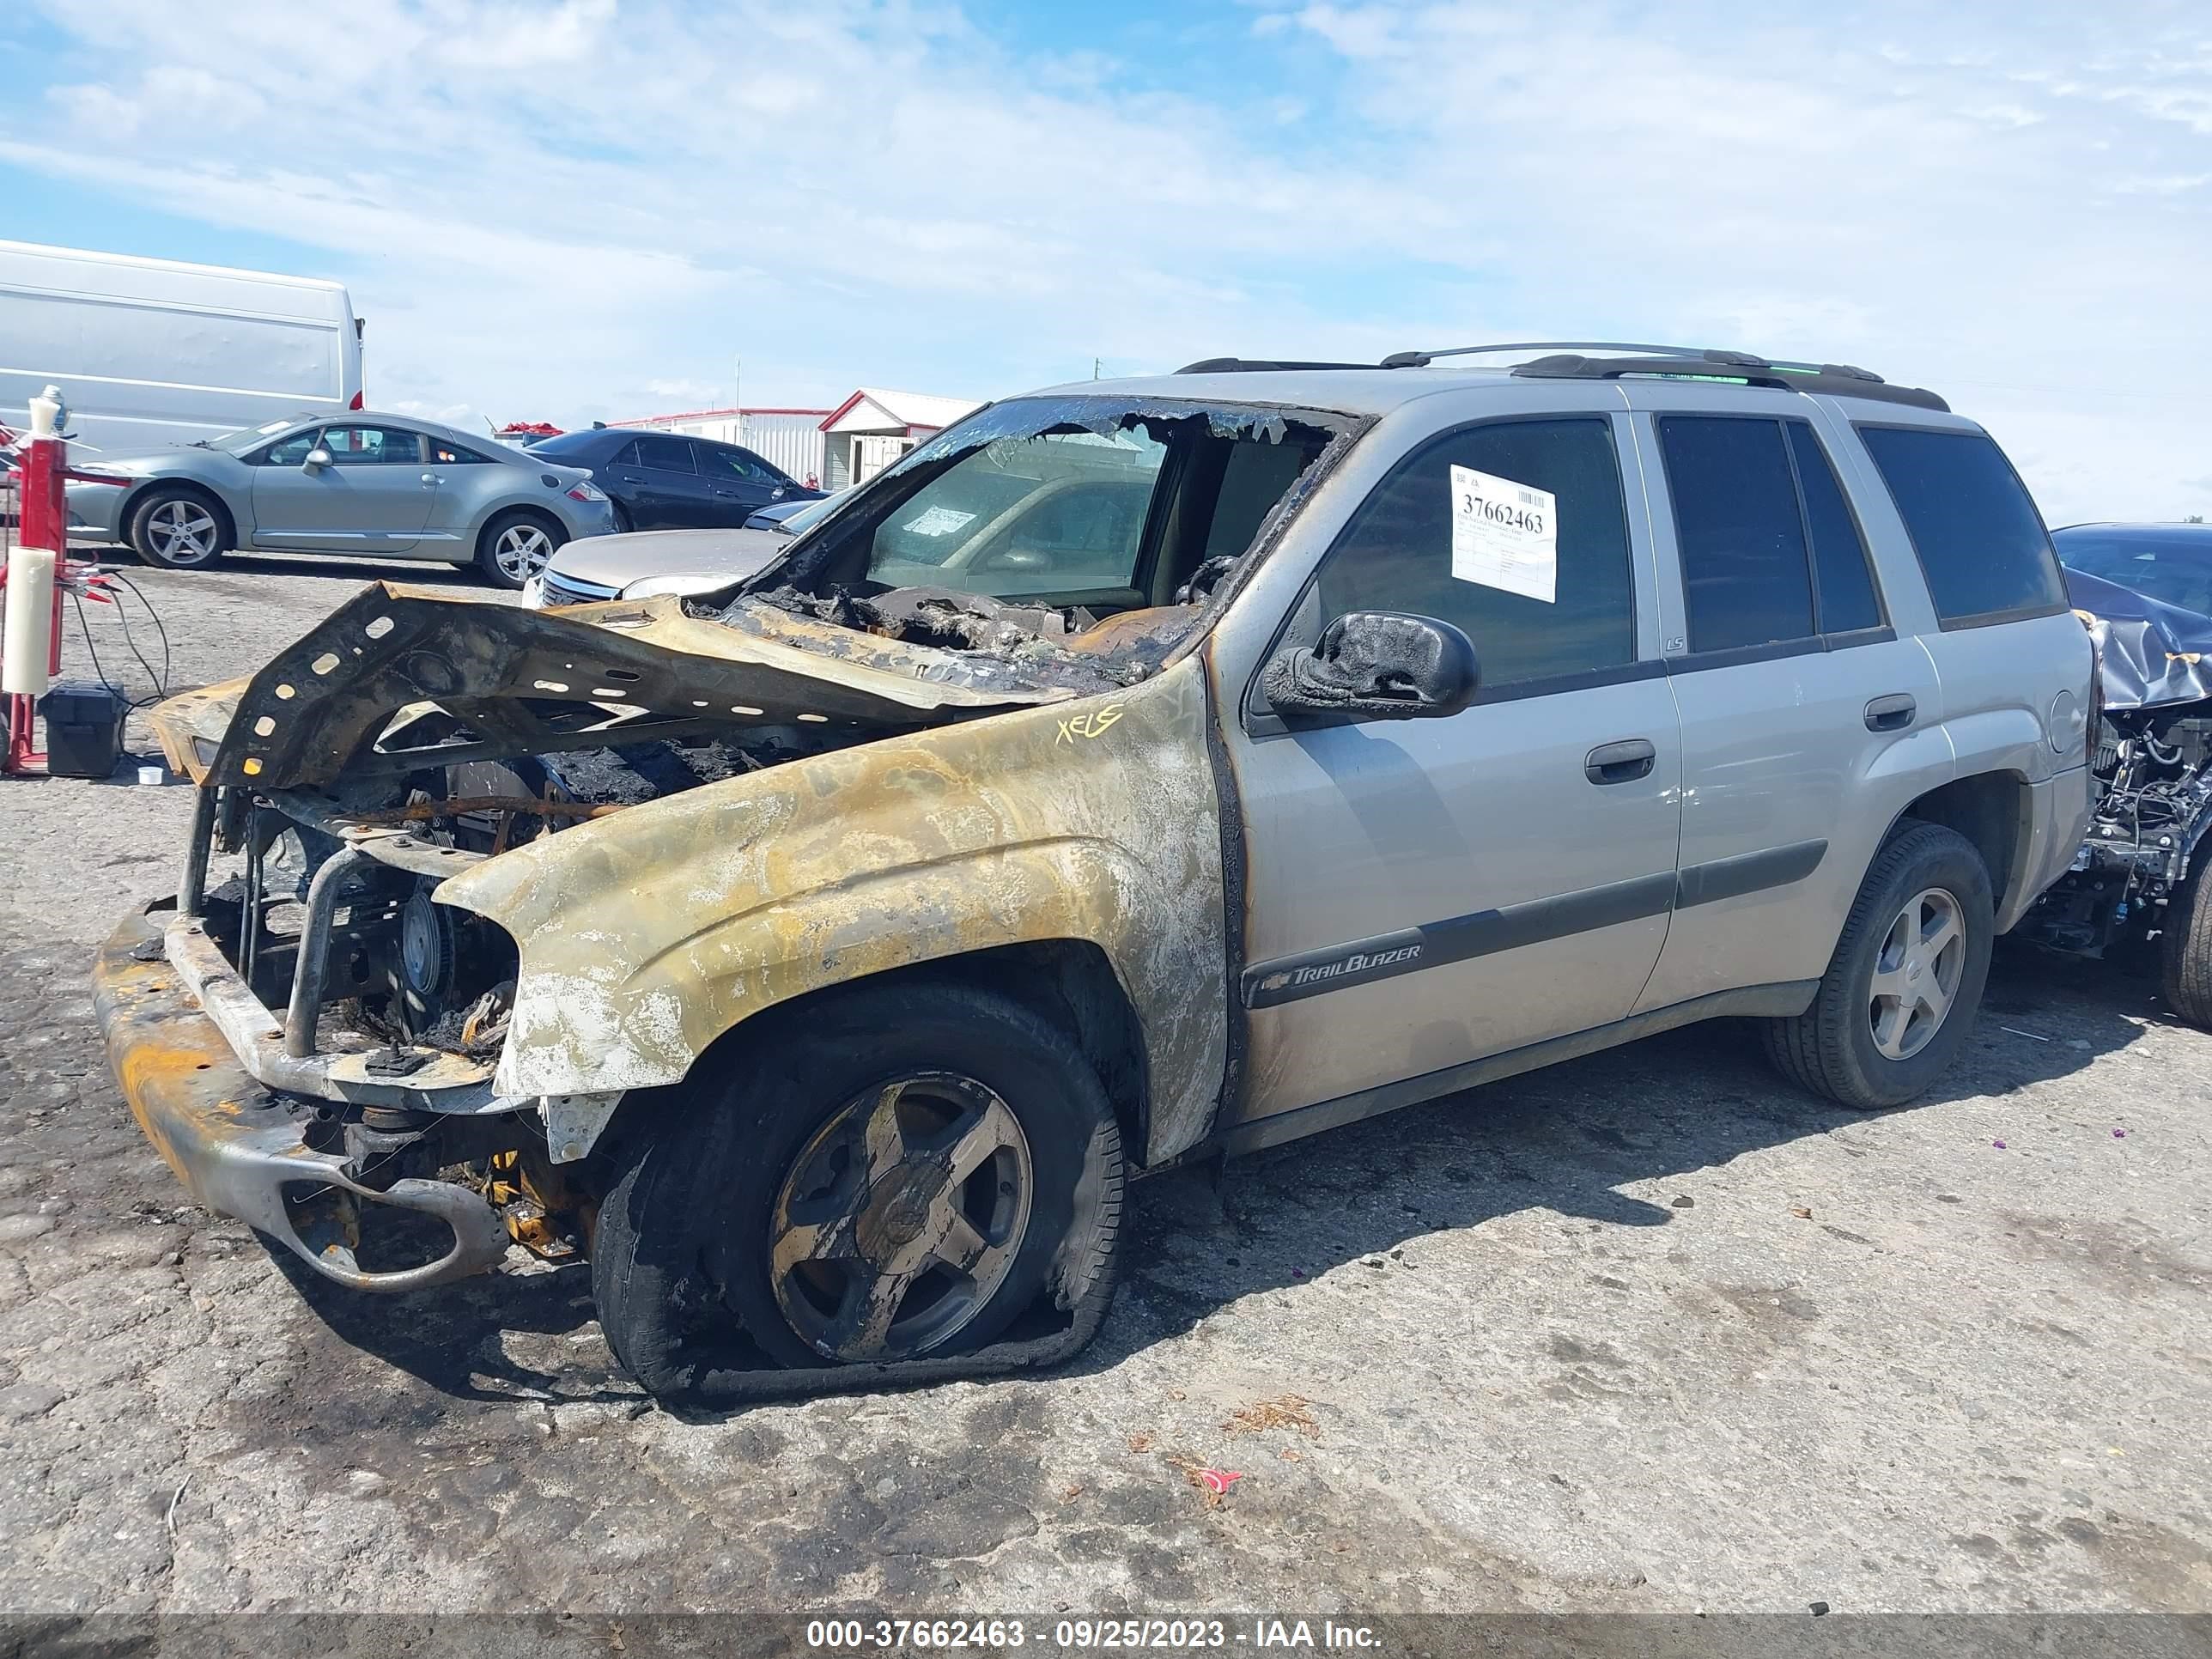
[[3, 1, 2209, 520]]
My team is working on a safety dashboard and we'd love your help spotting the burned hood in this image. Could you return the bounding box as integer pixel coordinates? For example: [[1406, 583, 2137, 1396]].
[[157, 581, 1073, 790], [2065, 567, 2212, 713]]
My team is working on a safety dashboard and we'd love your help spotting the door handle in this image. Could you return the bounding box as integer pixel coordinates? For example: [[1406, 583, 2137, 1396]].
[[1585, 738, 1657, 785], [1865, 693, 1916, 732], [420, 472, 441, 487]]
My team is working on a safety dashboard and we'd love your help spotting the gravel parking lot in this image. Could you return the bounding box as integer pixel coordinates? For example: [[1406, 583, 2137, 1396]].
[[1, 552, 2208, 1626]]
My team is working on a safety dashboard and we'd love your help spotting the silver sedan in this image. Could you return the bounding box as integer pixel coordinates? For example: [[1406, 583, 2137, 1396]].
[[63, 411, 618, 588]]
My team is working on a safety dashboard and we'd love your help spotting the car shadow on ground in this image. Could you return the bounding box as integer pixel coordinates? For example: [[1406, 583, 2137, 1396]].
[[273, 945, 2155, 1409], [72, 539, 497, 591]]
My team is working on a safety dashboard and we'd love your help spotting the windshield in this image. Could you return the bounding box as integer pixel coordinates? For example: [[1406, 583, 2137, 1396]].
[[206, 417, 311, 454], [754, 396, 1348, 647], [2057, 528, 2212, 616], [866, 427, 1171, 599]]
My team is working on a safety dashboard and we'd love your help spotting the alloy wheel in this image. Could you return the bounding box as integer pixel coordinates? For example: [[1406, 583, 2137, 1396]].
[[1868, 885, 1966, 1060], [768, 1072, 1034, 1362], [493, 524, 556, 582], [149, 500, 219, 563]]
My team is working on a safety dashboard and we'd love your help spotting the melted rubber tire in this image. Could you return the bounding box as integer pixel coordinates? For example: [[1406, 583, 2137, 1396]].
[[2159, 870, 2212, 1030], [592, 980, 1124, 1400], [1761, 820, 1994, 1110]]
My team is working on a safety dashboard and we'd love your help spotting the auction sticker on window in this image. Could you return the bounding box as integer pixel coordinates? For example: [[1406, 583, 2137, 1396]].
[[902, 506, 977, 538], [1448, 465, 1556, 603]]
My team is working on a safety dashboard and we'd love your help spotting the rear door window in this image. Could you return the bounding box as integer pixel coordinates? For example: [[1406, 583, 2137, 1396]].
[[1856, 425, 2065, 625], [632, 434, 697, 473], [1659, 417, 1814, 653], [1790, 423, 1882, 634], [1658, 416, 1888, 652]]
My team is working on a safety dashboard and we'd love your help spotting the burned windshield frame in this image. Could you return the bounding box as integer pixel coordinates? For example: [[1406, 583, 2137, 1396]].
[[757, 396, 1353, 605]]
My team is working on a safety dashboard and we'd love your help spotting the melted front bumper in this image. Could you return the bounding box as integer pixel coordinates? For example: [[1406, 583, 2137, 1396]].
[[93, 901, 510, 1292]]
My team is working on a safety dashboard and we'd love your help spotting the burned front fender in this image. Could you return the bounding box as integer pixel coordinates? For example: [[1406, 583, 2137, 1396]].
[[435, 657, 1230, 1164]]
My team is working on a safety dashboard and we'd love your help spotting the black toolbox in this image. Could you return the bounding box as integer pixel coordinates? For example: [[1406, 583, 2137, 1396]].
[[37, 680, 128, 779]]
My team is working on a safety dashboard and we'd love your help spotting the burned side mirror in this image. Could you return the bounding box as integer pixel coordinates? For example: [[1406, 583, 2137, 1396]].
[[1261, 610, 1480, 721]]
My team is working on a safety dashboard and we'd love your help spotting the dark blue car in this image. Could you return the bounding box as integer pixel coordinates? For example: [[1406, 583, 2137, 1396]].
[[526, 427, 823, 532]]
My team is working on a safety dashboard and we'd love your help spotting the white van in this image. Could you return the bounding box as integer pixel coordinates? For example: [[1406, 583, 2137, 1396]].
[[0, 240, 362, 457]]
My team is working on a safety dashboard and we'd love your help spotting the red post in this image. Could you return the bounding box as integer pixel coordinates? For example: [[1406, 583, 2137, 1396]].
[[3, 430, 68, 773]]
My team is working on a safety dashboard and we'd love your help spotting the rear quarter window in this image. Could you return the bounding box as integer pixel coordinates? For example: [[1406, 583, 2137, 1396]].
[[1857, 426, 2065, 626]]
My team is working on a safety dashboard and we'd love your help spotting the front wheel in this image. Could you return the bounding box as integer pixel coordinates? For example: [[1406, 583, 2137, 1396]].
[[128, 487, 227, 569], [476, 509, 566, 589], [1762, 820, 1994, 1109], [592, 981, 1124, 1395]]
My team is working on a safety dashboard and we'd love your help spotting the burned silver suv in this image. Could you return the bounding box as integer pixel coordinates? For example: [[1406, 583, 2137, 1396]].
[[97, 344, 2094, 1400]]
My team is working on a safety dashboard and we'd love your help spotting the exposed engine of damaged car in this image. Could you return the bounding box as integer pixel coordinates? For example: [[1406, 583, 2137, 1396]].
[[2017, 524, 2212, 1027]]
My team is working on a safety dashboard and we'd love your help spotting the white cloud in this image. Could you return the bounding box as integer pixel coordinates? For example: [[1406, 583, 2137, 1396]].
[[14, 0, 2212, 520]]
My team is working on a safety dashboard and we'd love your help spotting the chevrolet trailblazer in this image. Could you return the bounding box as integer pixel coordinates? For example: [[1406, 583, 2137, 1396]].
[[95, 343, 2094, 1399]]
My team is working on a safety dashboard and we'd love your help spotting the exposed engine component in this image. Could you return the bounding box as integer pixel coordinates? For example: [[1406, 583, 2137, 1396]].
[[2024, 709, 2212, 955]]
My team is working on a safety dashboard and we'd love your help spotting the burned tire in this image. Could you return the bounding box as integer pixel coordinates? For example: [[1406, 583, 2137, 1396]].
[[127, 485, 228, 569], [592, 980, 1124, 1398], [1761, 821, 1994, 1110], [2158, 871, 2212, 1029]]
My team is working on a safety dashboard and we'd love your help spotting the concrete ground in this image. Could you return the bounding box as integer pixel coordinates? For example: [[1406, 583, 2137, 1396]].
[[0, 552, 2207, 1621]]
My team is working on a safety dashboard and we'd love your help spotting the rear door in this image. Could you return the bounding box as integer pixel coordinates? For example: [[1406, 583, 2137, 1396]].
[[1217, 398, 1686, 1127], [248, 422, 434, 551], [1624, 391, 1944, 1011], [613, 434, 714, 528]]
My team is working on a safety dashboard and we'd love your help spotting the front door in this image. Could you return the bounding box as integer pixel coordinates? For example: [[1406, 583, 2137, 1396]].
[[695, 441, 784, 525], [250, 424, 434, 552], [1222, 410, 1684, 1126]]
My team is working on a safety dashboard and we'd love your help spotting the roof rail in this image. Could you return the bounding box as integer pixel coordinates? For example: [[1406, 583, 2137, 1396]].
[[1379, 341, 1711, 368], [1174, 356, 1374, 374], [1510, 350, 1948, 412], [1173, 342, 1949, 411]]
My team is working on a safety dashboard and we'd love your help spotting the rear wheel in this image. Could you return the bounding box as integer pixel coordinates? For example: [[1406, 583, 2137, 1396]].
[[2158, 870, 2212, 1029], [127, 486, 227, 569], [1762, 821, 1994, 1109], [476, 509, 565, 589], [592, 981, 1124, 1395]]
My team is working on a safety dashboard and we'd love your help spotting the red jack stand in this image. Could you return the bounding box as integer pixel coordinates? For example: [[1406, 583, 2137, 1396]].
[[3, 397, 127, 776]]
